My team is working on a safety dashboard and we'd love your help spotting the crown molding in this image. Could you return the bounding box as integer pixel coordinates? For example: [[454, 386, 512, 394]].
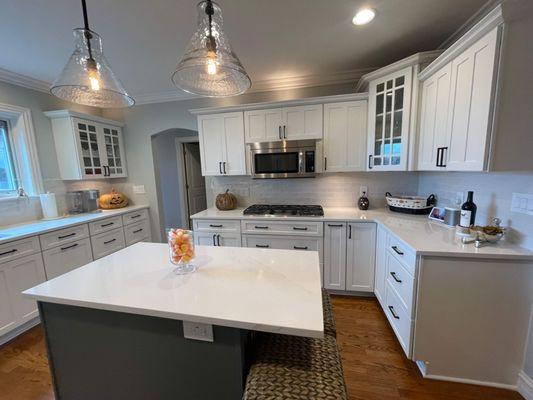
[[0, 67, 50, 93]]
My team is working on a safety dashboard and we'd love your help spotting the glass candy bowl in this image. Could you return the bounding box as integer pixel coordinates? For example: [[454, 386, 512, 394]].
[[167, 229, 196, 274]]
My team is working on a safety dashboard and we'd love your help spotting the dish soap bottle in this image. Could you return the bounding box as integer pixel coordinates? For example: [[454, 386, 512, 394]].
[[460, 191, 477, 227], [358, 191, 369, 210]]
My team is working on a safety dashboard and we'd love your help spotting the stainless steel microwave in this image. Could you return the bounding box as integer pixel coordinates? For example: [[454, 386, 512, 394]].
[[249, 140, 317, 179]]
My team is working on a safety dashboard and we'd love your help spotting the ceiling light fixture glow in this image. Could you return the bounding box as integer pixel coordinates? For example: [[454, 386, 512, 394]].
[[353, 8, 376, 25]]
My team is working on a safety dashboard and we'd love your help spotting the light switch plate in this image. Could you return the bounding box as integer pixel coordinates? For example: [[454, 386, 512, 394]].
[[511, 193, 533, 215], [360, 186, 368, 196], [132, 185, 146, 194], [183, 321, 214, 342]]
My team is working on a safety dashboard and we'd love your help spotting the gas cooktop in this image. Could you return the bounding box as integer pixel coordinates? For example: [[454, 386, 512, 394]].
[[243, 204, 324, 217]]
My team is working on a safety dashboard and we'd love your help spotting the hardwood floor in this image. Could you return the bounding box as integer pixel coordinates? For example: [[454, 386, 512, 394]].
[[0, 296, 524, 399]]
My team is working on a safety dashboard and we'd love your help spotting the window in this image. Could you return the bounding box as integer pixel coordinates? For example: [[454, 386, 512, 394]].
[[0, 120, 18, 196]]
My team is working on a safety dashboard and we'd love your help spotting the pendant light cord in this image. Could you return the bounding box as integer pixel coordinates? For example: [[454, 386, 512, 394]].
[[206, 0, 214, 40], [81, 0, 94, 61]]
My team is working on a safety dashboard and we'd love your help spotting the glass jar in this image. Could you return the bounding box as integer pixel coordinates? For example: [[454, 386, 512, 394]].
[[167, 229, 196, 274]]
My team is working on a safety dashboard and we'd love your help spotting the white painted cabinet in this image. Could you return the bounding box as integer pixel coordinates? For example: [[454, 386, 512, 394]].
[[42, 238, 93, 280], [45, 110, 127, 180], [0, 253, 46, 337], [244, 105, 323, 143], [198, 112, 246, 176], [323, 223, 347, 290], [346, 223, 376, 292], [195, 232, 241, 247], [323, 101, 367, 172], [374, 225, 387, 304]]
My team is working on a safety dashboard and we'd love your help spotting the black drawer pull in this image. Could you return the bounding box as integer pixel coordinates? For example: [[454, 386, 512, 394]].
[[101, 222, 114, 227], [104, 238, 117, 245], [216, 234, 221, 246], [133, 228, 143, 234], [209, 224, 223, 228], [0, 248, 17, 256], [58, 232, 76, 239], [293, 246, 308, 250], [130, 214, 142, 219], [254, 226, 269, 229], [255, 244, 269, 248], [212, 234, 216, 246], [327, 224, 343, 227], [388, 305, 400, 319], [391, 246, 404, 255], [390, 272, 402, 283], [292, 227, 308, 231], [60, 243, 78, 251]]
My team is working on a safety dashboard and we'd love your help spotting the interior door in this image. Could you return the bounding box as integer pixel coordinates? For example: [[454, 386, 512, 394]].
[[184, 142, 207, 226], [198, 115, 225, 176], [346, 223, 376, 292]]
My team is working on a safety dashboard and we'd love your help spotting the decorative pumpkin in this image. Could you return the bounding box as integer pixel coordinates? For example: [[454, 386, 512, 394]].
[[215, 189, 237, 211], [99, 189, 129, 209]]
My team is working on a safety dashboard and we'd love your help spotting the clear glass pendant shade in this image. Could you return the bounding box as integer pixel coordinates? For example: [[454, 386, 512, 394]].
[[51, 28, 134, 108], [172, 1, 251, 97]]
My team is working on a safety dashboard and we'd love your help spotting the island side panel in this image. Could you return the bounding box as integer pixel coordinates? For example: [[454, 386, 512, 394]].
[[39, 302, 247, 400]]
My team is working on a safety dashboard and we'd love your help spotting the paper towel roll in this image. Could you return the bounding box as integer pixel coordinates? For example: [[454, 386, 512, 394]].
[[40, 192, 59, 220]]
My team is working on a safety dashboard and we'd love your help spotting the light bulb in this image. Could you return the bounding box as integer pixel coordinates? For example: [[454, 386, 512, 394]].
[[86, 58, 101, 91], [207, 58, 217, 75], [353, 8, 376, 25]]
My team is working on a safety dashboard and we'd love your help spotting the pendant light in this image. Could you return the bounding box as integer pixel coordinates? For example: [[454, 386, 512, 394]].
[[172, 0, 251, 97], [51, 0, 134, 108]]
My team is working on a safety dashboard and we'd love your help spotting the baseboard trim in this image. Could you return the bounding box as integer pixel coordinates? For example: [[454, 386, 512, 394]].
[[415, 360, 517, 391], [0, 317, 40, 346], [518, 371, 533, 400]]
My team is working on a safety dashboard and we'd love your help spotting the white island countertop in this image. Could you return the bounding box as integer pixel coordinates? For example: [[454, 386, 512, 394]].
[[191, 207, 533, 261], [24, 242, 324, 338]]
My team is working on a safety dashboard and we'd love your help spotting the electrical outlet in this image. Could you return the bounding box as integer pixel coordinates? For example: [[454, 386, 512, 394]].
[[511, 193, 533, 215], [183, 321, 214, 342], [360, 186, 368, 196], [455, 191, 464, 206], [132, 185, 146, 194]]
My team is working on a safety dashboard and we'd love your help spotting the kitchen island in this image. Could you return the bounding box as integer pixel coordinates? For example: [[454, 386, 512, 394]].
[[24, 243, 323, 400]]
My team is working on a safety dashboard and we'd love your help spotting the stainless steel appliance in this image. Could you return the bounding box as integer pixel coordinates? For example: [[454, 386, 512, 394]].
[[243, 204, 324, 217], [249, 140, 316, 179], [67, 189, 100, 214]]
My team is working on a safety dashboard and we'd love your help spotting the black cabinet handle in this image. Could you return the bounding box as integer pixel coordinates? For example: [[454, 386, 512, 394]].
[[223, 162, 227, 174], [390, 272, 402, 283], [327, 224, 343, 227], [60, 243, 78, 251], [283, 125, 287, 139], [212, 234, 216, 246], [348, 224, 352, 239], [254, 226, 269, 229], [278, 126, 282, 140], [133, 228, 143, 234], [58, 232, 76, 239], [391, 245, 404, 255], [440, 146, 448, 168], [255, 244, 269, 248], [216, 234, 221, 246], [388, 306, 400, 319], [292, 227, 308, 231], [101, 222, 114, 227], [0, 248, 17, 256], [436, 148, 442, 167], [219, 162, 222, 174], [209, 224, 223, 228], [293, 246, 308, 250], [104, 238, 117, 245], [368, 155, 373, 169], [130, 214, 142, 219], [324, 157, 327, 171]]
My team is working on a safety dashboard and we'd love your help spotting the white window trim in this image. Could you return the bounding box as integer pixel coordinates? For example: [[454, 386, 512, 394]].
[[0, 103, 43, 198]]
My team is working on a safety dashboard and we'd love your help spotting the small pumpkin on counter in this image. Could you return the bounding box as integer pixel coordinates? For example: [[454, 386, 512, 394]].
[[99, 189, 129, 209], [215, 189, 237, 211]]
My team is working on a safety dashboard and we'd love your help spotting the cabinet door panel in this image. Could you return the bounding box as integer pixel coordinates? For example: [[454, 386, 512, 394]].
[[42, 238, 93, 280], [374, 226, 387, 304], [217, 233, 242, 247], [346, 223, 376, 292], [283, 105, 323, 140], [324, 223, 346, 290], [223, 112, 246, 175], [101, 125, 127, 177], [194, 232, 241, 247], [244, 109, 283, 143], [74, 118, 106, 179], [198, 115, 225, 176]]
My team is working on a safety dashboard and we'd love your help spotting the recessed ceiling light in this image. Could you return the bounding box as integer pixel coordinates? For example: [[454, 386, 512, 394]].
[[352, 8, 376, 25]]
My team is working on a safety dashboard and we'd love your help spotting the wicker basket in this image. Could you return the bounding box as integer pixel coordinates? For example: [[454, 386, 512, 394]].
[[385, 192, 436, 214]]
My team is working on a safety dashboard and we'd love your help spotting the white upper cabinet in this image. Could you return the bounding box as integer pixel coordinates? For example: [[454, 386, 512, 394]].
[[244, 105, 323, 143], [198, 112, 246, 176], [323, 101, 367, 172], [45, 110, 127, 180]]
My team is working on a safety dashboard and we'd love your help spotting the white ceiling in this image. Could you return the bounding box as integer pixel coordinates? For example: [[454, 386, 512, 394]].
[[0, 0, 488, 103]]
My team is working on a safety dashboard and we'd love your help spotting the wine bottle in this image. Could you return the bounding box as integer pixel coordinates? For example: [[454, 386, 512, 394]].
[[460, 191, 477, 227]]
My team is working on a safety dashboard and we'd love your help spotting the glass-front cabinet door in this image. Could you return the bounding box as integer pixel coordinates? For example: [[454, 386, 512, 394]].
[[367, 67, 412, 171], [102, 126, 127, 178], [74, 118, 105, 178]]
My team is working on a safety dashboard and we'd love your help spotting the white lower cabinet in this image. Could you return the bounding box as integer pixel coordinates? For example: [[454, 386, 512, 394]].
[[195, 232, 242, 247], [124, 220, 151, 246], [324, 223, 347, 290], [91, 228, 126, 260], [0, 253, 46, 337], [42, 238, 93, 280], [374, 225, 387, 304], [346, 223, 376, 292]]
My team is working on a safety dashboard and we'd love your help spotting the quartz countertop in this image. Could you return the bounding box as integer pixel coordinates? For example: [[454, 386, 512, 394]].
[[0, 205, 149, 245], [23, 243, 324, 338], [191, 207, 533, 260]]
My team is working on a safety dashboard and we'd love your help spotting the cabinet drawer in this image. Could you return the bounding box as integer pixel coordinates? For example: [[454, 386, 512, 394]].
[[384, 281, 412, 357], [242, 235, 323, 262], [241, 220, 323, 236], [194, 219, 241, 233], [124, 220, 151, 246], [0, 236, 40, 263], [122, 208, 148, 226], [386, 232, 416, 274], [385, 251, 415, 315], [89, 216, 123, 236], [91, 228, 125, 260], [40, 224, 89, 251], [42, 238, 93, 280]]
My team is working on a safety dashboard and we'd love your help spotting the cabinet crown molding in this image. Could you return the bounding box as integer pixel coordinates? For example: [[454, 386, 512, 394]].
[[418, 5, 504, 82], [44, 110, 124, 127], [188, 93, 368, 116]]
